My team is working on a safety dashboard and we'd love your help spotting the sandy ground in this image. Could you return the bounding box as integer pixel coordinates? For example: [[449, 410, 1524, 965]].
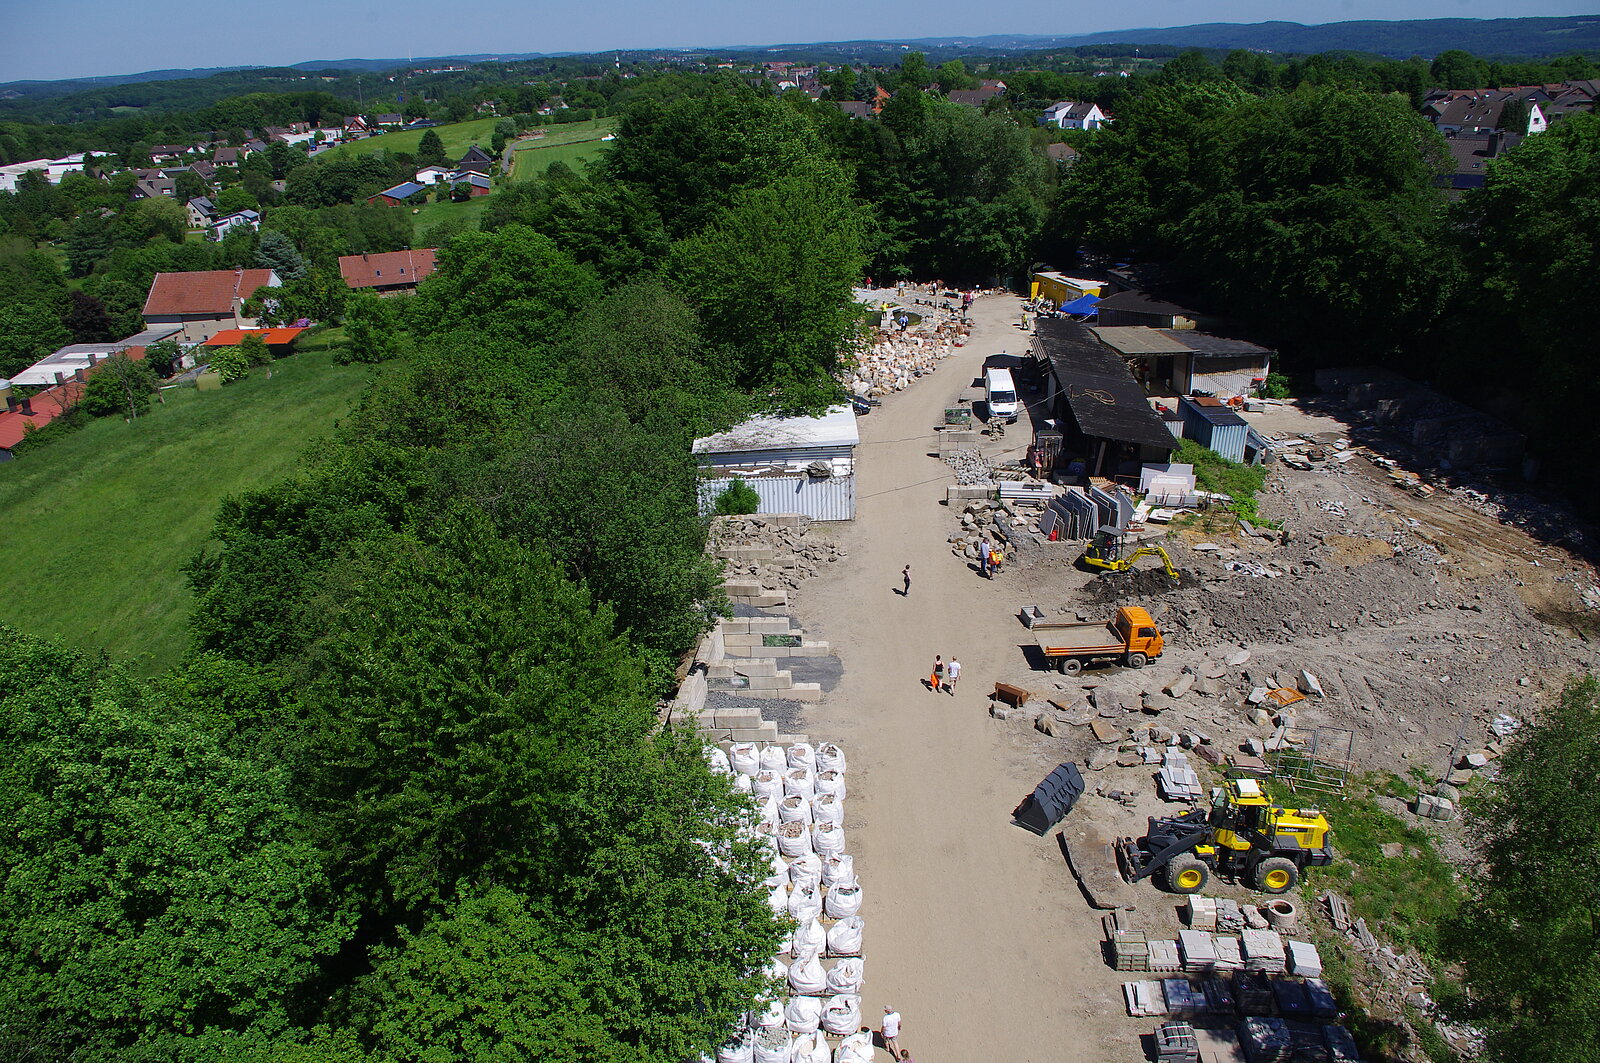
[[792, 294, 1139, 1063]]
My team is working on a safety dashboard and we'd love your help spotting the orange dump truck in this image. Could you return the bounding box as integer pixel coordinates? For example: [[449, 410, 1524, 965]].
[[1033, 606, 1164, 675]]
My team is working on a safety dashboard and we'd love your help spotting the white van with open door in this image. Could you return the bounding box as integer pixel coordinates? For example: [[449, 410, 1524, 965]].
[[985, 367, 1019, 423]]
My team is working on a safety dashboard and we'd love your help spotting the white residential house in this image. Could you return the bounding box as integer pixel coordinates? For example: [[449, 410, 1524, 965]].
[[1042, 101, 1110, 130], [186, 196, 217, 229], [415, 165, 452, 184], [210, 209, 261, 240]]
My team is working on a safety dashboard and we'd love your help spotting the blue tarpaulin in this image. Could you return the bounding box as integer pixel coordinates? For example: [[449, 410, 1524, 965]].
[[1060, 294, 1100, 315]]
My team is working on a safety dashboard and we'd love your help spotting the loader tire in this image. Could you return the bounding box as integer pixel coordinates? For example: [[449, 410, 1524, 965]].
[[1254, 857, 1300, 894], [1164, 855, 1210, 894]]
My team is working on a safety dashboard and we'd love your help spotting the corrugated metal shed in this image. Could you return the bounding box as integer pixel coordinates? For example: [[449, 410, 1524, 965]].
[[1179, 396, 1249, 463], [1092, 326, 1193, 355], [693, 405, 860, 521]]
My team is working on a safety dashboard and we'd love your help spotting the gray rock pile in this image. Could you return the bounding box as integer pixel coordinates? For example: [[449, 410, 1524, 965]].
[[711, 515, 847, 592]]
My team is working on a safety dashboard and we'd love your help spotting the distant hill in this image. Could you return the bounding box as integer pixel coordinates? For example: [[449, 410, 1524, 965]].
[[1055, 17, 1600, 59], [4, 15, 1598, 102]]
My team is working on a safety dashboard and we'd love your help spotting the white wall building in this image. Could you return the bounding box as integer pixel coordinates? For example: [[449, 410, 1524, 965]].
[[693, 405, 860, 521]]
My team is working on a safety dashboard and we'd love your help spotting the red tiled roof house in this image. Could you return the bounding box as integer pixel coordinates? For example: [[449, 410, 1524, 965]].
[[142, 268, 281, 343], [338, 249, 438, 296]]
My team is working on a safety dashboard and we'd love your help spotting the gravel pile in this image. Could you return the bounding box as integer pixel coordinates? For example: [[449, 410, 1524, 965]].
[[943, 450, 995, 485]]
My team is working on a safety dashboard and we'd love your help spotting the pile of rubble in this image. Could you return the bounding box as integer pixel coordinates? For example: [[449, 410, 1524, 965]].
[[711, 515, 846, 592], [842, 323, 969, 399], [946, 499, 1045, 562], [943, 450, 995, 485]]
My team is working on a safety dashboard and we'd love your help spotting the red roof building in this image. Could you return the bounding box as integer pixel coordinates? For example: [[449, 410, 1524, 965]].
[[203, 327, 307, 347], [338, 249, 438, 295], [143, 268, 281, 343]]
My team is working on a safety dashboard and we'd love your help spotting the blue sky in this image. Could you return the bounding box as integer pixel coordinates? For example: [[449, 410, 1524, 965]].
[[2, 0, 1596, 82]]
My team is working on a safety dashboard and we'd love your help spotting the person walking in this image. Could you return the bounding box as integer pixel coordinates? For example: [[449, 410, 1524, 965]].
[[901, 564, 912, 596], [946, 657, 961, 693], [881, 1007, 903, 1061], [930, 655, 944, 692], [978, 536, 991, 578]]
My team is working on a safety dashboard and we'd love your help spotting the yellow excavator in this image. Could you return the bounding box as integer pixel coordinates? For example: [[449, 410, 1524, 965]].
[[1078, 531, 1181, 582]]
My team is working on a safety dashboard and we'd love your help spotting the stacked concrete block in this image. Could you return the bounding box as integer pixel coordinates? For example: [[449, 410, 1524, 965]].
[[720, 616, 831, 659], [724, 579, 789, 610]]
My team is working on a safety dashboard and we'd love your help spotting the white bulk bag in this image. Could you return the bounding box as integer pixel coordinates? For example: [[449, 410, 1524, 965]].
[[826, 916, 863, 957], [752, 1026, 792, 1063], [792, 1031, 830, 1063], [824, 883, 862, 919], [814, 770, 846, 801], [811, 821, 845, 856], [759, 792, 782, 827], [760, 745, 788, 772], [716, 1029, 755, 1063], [734, 773, 754, 794], [730, 743, 760, 777], [787, 743, 817, 772], [788, 853, 822, 890], [834, 1033, 873, 1063], [788, 954, 827, 995], [755, 1001, 786, 1029], [707, 746, 732, 774], [777, 821, 813, 858], [788, 884, 822, 924], [754, 771, 782, 801], [766, 957, 789, 988], [811, 793, 843, 827], [792, 918, 826, 960], [820, 854, 855, 888], [766, 883, 788, 915], [784, 996, 824, 1035], [778, 794, 813, 825], [816, 743, 847, 775], [825, 957, 864, 995], [783, 768, 816, 800], [770, 852, 789, 880], [821, 994, 862, 1037]]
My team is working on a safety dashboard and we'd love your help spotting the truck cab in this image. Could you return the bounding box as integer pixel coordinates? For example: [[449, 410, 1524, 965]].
[[1112, 606, 1163, 660]]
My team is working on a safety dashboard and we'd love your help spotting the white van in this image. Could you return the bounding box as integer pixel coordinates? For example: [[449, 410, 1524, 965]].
[[985, 367, 1019, 423]]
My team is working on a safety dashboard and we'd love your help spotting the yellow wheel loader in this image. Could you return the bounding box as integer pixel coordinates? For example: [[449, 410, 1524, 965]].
[[1115, 778, 1334, 894]]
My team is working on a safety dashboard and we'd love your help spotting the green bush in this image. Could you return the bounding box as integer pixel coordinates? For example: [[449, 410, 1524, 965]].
[[1175, 438, 1267, 521], [713, 477, 760, 515], [209, 347, 251, 384], [1260, 372, 1293, 399]]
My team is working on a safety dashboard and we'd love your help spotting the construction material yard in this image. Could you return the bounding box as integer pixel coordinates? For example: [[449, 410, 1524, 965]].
[[726, 291, 1600, 1062]]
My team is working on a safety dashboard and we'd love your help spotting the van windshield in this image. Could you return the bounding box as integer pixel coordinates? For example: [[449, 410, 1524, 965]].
[[991, 390, 1016, 405]]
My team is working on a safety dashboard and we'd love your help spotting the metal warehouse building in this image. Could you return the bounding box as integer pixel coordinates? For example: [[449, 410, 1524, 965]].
[[693, 405, 859, 521]]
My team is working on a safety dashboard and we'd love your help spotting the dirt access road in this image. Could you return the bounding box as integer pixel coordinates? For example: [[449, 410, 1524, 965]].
[[798, 294, 1134, 1062]]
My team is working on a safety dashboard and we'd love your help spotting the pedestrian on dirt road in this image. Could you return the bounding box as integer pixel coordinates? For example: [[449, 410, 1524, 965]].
[[931, 655, 944, 692], [978, 536, 991, 577], [881, 1007, 903, 1061], [902, 565, 911, 596], [946, 657, 961, 692]]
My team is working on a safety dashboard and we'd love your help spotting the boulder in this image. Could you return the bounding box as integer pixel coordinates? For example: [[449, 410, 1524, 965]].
[[1164, 673, 1196, 698]]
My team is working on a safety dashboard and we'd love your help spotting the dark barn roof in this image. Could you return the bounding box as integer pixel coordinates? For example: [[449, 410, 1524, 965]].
[[1033, 319, 1177, 452]]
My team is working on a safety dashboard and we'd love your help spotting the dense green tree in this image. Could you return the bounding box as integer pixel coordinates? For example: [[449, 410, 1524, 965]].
[[416, 129, 448, 167], [1499, 96, 1529, 134], [79, 353, 157, 417], [65, 290, 114, 342], [255, 229, 307, 280], [218, 185, 259, 214], [1447, 677, 1600, 1063], [603, 84, 831, 236], [1432, 48, 1492, 89], [143, 337, 181, 377], [66, 212, 113, 277], [897, 51, 931, 93], [340, 288, 401, 364], [174, 169, 209, 202], [409, 224, 600, 347], [669, 169, 865, 401], [0, 300, 71, 378], [0, 628, 348, 1061], [935, 59, 977, 93]]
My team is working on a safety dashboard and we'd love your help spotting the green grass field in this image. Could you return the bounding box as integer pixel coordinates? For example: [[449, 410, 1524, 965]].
[[321, 116, 500, 162], [411, 192, 494, 237], [509, 117, 618, 181], [0, 339, 369, 674]]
